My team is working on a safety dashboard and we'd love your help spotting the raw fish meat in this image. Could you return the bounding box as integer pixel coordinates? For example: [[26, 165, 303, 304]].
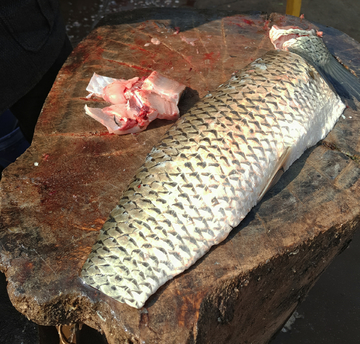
[[85, 72, 186, 134]]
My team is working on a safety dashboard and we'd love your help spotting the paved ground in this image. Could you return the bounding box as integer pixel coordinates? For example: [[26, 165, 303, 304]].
[[1, 1, 360, 343], [271, 229, 360, 344], [60, 0, 360, 46]]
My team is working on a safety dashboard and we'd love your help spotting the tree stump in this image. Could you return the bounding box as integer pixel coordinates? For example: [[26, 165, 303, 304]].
[[1, 9, 360, 344]]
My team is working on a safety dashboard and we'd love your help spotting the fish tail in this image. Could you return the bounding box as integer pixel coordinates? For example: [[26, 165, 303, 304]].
[[317, 55, 360, 109]]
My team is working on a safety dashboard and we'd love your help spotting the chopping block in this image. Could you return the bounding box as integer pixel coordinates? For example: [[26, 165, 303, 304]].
[[1, 9, 360, 344]]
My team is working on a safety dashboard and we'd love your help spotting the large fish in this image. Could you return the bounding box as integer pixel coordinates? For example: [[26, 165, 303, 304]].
[[81, 26, 359, 309]]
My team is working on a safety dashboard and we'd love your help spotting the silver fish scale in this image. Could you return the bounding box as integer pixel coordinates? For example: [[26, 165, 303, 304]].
[[288, 35, 331, 66], [81, 50, 344, 308]]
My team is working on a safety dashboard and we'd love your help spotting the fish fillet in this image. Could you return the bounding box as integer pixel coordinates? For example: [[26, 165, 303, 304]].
[[81, 37, 347, 308]]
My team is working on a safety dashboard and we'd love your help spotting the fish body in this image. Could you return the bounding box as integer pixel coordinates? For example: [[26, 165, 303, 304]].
[[270, 25, 360, 108], [81, 35, 346, 308]]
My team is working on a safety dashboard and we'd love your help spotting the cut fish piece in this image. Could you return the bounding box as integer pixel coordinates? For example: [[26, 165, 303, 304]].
[[103, 77, 139, 104], [141, 71, 186, 104], [86, 73, 119, 97], [85, 105, 145, 134], [84, 72, 185, 135], [102, 104, 138, 121], [130, 90, 180, 120]]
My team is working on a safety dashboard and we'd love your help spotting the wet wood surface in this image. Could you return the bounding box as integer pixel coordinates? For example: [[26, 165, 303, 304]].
[[1, 9, 360, 344]]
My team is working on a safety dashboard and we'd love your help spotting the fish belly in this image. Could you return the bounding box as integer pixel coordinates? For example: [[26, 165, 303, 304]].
[[81, 50, 345, 308]]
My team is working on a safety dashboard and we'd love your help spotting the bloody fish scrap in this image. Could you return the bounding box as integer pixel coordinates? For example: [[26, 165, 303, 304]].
[[85, 71, 186, 134]]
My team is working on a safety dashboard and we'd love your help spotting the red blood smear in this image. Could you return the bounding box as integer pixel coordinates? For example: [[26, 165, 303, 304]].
[[242, 18, 255, 25], [263, 20, 270, 31], [204, 52, 214, 60], [115, 117, 138, 131], [137, 105, 150, 120], [130, 46, 150, 53], [97, 132, 115, 136], [107, 59, 153, 73]]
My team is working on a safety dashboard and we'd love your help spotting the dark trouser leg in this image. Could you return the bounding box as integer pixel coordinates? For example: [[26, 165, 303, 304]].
[[10, 37, 73, 143]]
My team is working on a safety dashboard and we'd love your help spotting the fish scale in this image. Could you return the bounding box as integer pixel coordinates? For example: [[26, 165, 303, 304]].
[[81, 50, 345, 308]]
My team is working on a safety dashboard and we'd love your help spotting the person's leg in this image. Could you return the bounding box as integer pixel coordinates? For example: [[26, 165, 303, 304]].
[[10, 37, 72, 143]]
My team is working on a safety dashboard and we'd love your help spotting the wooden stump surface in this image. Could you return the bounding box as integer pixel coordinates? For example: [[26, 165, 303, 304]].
[[1, 9, 360, 344]]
